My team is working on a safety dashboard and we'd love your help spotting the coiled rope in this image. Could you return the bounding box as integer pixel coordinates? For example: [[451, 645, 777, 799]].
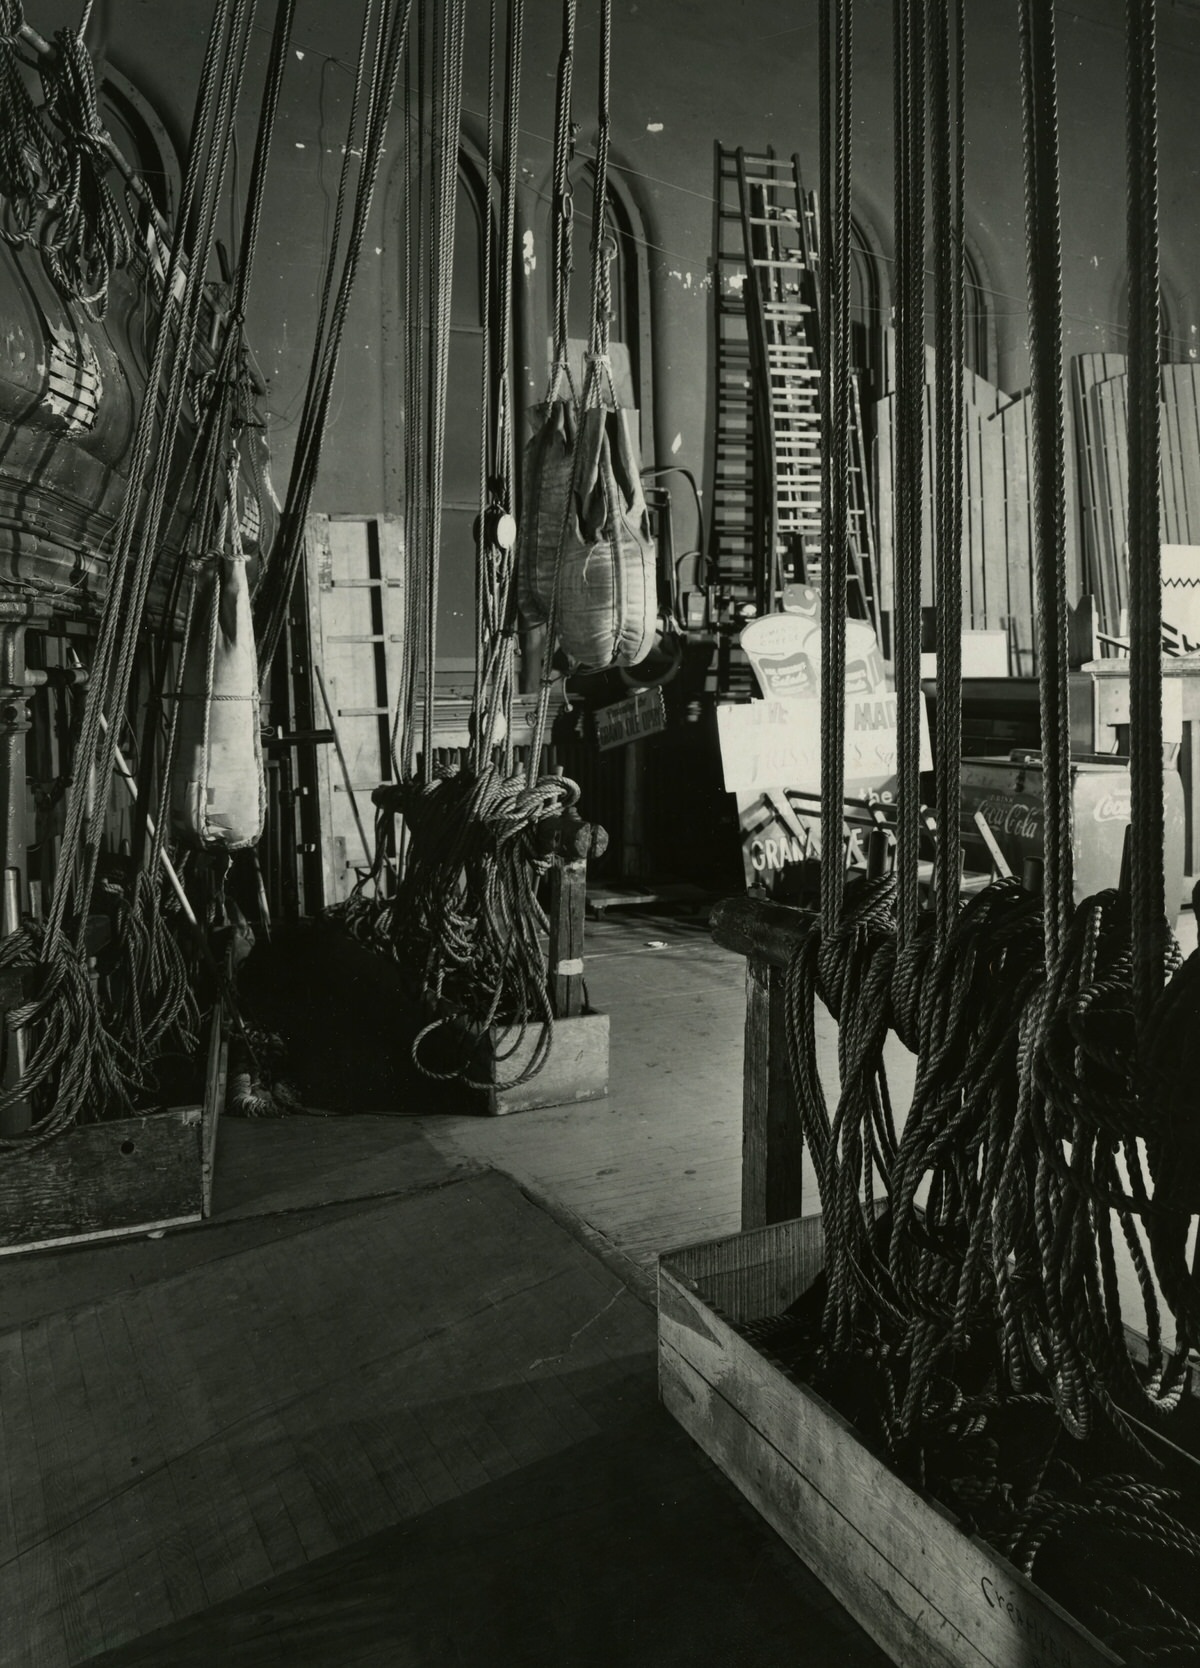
[[771, 2, 1200, 1657]]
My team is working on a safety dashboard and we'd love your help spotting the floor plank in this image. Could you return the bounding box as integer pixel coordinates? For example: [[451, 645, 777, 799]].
[[5, 1173, 663, 1666]]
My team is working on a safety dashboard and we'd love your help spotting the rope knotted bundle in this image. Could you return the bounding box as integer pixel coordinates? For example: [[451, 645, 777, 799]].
[[38, 27, 130, 316], [389, 764, 581, 1088], [0, 0, 63, 249]]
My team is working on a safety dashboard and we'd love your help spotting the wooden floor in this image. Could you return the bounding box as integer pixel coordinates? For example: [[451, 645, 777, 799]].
[[4, 1162, 887, 1668], [410, 907, 749, 1267]]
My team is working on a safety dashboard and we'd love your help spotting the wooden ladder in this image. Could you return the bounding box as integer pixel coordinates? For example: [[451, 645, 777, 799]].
[[733, 148, 880, 635]]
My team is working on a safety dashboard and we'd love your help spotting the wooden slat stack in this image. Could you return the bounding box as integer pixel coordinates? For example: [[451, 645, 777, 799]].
[[1072, 355, 1200, 635], [874, 337, 1036, 674]]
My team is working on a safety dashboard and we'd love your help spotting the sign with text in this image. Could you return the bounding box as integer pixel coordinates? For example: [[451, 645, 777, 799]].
[[593, 685, 666, 750], [717, 691, 931, 797]]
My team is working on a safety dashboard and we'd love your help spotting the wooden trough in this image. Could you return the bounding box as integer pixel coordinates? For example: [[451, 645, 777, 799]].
[[658, 1212, 1123, 1668], [675, 892, 1136, 1666]]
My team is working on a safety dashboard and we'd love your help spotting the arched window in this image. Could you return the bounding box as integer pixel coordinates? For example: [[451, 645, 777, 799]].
[[923, 240, 995, 385], [850, 221, 888, 401], [102, 71, 180, 219]]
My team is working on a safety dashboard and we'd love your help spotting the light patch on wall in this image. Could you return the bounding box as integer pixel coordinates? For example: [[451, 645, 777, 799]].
[[295, 142, 305, 149], [523, 229, 536, 277], [646, 121, 663, 133], [295, 49, 304, 59], [671, 433, 683, 455]]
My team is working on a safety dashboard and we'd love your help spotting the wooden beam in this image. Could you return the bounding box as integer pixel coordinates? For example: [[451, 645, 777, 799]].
[[710, 892, 815, 970], [548, 857, 587, 1019], [741, 955, 804, 1229]]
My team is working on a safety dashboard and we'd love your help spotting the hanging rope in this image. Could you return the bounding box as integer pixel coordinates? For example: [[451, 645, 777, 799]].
[[254, 0, 415, 682], [1018, 0, 1073, 967], [929, 0, 965, 943], [0, 1, 63, 249], [38, 25, 131, 316], [0, 0, 257, 1150], [1125, 0, 1166, 1028], [891, 0, 927, 953]]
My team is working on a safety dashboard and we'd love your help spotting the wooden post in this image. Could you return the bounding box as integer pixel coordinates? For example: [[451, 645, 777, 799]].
[[741, 954, 805, 1230], [548, 857, 587, 1018], [0, 613, 32, 1135]]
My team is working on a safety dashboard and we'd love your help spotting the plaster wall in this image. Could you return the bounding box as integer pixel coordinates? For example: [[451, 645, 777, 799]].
[[27, 0, 1200, 588]]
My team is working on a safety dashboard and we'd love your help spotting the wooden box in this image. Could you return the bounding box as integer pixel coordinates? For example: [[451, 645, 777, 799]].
[[0, 1104, 205, 1255], [0, 1001, 228, 1256], [658, 1215, 1122, 1668], [477, 1011, 609, 1116]]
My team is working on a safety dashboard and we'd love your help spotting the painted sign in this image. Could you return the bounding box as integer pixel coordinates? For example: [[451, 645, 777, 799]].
[[717, 693, 931, 796], [594, 685, 667, 751]]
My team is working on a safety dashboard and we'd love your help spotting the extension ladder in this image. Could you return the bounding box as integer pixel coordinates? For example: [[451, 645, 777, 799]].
[[732, 148, 880, 636], [710, 144, 759, 618]]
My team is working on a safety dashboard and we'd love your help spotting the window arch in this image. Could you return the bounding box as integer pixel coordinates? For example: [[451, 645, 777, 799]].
[[99, 67, 182, 226], [922, 240, 996, 385], [560, 156, 652, 429]]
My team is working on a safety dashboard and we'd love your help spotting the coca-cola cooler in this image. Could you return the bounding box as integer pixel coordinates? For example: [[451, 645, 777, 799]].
[[959, 752, 1186, 906]]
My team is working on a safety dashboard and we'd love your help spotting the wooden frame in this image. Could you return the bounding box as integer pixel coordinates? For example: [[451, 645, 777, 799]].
[[659, 1214, 1123, 1668], [0, 1002, 226, 1256]]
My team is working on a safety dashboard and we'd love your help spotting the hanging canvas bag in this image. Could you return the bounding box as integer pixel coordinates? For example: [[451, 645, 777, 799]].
[[517, 382, 657, 673], [170, 469, 266, 849]]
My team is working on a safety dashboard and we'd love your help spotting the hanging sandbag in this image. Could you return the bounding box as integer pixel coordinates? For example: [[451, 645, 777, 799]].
[[170, 496, 265, 850], [517, 388, 657, 673]]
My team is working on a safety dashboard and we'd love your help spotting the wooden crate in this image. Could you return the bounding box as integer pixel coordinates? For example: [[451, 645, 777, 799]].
[[482, 1011, 609, 1116], [425, 1004, 610, 1116], [658, 1215, 1123, 1668], [0, 1003, 227, 1256], [0, 1104, 205, 1255]]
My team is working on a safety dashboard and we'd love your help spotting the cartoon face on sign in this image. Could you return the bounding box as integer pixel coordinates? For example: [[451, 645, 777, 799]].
[[742, 594, 886, 703]]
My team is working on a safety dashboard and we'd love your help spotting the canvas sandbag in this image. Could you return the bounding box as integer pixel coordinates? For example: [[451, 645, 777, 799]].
[[170, 546, 265, 850], [518, 396, 657, 672]]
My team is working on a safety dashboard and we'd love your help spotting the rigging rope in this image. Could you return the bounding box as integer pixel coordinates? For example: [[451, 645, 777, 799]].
[[774, 10, 1200, 1658], [254, 0, 415, 683], [0, 0, 256, 1149]]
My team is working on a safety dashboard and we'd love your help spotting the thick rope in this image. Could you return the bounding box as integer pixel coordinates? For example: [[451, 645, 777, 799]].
[[1125, 0, 1166, 1029]]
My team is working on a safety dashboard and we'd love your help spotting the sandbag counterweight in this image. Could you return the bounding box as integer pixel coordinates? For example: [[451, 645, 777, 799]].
[[170, 537, 265, 851]]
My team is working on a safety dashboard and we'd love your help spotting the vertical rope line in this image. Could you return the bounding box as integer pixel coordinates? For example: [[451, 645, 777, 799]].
[[421, 0, 466, 778], [548, 0, 576, 381], [495, 0, 523, 773], [399, 3, 426, 783], [1126, 0, 1164, 1029], [930, 0, 965, 941], [1017, 0, 1073, 968], [893, 0, 926, 948], [589, 0, 612, 364], [473, 0, 499, 767], [525, 0, 578, 787], [47, 0, 244, 945], [818, 0, 849, 936]]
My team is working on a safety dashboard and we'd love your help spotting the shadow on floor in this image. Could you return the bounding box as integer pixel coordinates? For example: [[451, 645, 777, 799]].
[[237, 919, 476, 1117], [88, 1382, 882, 1668]]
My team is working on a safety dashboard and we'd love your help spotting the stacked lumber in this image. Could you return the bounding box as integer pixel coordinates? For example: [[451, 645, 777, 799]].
[[1072, 355, 1200, 635], [874, 338, 1037, 674]]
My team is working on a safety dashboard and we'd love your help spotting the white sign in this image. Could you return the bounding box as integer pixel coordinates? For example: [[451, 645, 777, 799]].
[[716, 692, 932, 797]]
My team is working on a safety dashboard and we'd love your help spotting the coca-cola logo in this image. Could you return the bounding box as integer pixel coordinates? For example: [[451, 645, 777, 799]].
[[1093, 793, 1130, 823], [976, 798, 1041, 841]]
